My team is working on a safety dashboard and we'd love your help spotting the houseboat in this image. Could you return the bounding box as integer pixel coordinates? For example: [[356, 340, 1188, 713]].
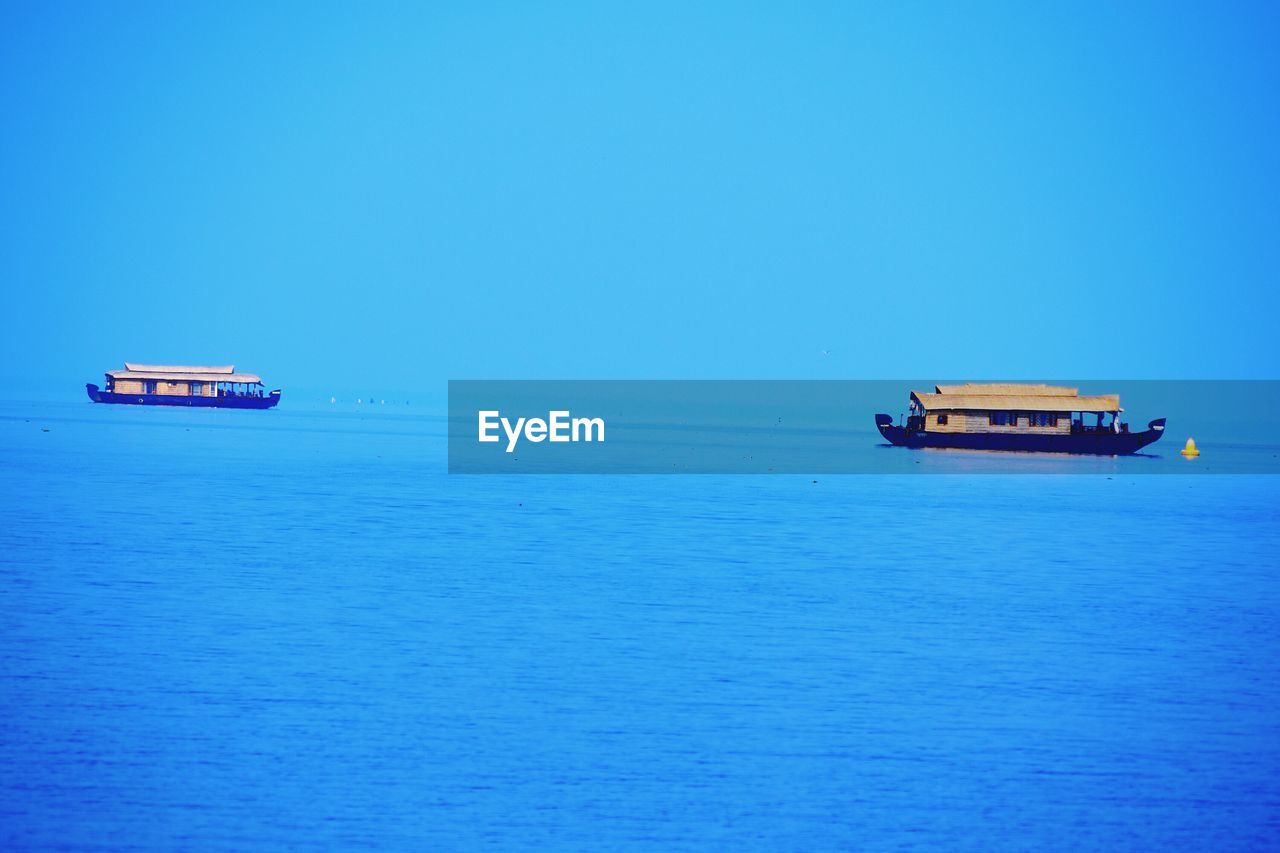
[[875, 383, 1164, 455], [86, 363, 281, 409]]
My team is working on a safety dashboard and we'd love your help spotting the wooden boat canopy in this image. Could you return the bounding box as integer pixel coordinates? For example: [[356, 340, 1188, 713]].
[[123, 362, 236, 374], [108, 364, 262, 384], [934, 383, 1078, 397], [911, 384, 1121, 413]]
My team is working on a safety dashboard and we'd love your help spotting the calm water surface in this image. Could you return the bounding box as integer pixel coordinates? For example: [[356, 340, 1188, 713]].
[[2, 401, 1279, 848]]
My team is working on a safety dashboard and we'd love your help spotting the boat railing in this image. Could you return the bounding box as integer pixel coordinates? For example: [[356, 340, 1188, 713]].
[[1071, 422, 1129, 434]]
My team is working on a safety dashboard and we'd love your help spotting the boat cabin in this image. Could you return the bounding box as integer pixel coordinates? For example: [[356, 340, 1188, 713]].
[[906, 384, 1131, 434], [103, 363, 269, 399]]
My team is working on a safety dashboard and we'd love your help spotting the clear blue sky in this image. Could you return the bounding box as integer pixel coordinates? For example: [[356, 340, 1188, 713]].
[[2, 2, 1277, 396]]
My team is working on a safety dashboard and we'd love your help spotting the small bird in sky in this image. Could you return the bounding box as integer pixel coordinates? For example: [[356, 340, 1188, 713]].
[[821, 349, 831, 357]]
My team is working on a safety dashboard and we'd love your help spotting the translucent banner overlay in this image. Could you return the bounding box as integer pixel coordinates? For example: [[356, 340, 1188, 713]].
[[448, 380, 1280, 474]]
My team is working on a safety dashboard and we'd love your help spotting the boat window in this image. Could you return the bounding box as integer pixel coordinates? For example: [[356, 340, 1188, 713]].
[[989, 411, 1018, 426], [936, 414, 948, 426], [191, 382, 203, 396], [1029, 413, 1058, 427]]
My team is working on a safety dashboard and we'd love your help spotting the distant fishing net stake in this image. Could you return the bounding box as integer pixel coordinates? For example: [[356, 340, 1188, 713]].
[[1181, 438, 1200, 458]]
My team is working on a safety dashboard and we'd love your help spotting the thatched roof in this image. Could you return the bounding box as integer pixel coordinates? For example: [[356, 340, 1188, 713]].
[[109, 366, 261, 383], [124, 363, 235, 374], [912, 389, 1120, 413], [935, 383, 1079, 397], [111, 361, 261, 379]]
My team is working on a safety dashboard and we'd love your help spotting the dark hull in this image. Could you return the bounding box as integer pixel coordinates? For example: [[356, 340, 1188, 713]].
[[86, 384, 280, 409], [875, 415, 1165, 455]]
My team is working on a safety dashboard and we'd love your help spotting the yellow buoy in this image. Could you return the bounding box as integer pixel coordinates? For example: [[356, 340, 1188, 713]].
[[1180, 438, 1200, 457]]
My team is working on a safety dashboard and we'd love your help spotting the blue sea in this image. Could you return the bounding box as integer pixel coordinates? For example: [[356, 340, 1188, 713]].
[[3, 399, 1279, 849]]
